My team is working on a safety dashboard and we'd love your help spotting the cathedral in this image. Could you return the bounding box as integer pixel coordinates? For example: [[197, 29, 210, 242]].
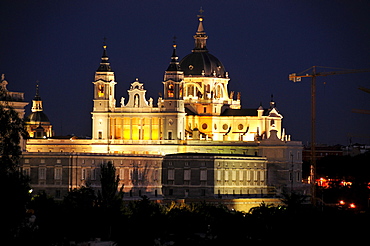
[[3, 13, 308, 211]]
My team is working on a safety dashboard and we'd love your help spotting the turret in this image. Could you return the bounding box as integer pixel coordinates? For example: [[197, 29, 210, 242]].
[[92, 42, 117, 140], [162, 42, 185, 112]]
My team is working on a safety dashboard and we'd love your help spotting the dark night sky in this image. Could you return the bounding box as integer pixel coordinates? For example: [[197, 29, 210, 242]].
[[1, 0, 370, 145]]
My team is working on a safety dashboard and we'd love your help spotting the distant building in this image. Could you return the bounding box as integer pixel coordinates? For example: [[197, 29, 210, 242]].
[[14, 13, 308, 206], [24, 83, 53, 138], [302, 144, 343, 163]]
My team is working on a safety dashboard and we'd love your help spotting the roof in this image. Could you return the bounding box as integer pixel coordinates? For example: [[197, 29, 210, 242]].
[[179, 51, 226, 78], [221, 108, 269, 116], [25, 111, 50, 123]]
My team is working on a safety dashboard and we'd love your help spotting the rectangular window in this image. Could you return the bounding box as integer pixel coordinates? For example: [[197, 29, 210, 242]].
[[119, 168, 124, 180], [260, 170, 265, 182], [23, 167, 30, 177], [232, 170, 236, 181], [184, 169, 191, 181], [24, 159, 30, 164], [217, 170, 222, 181], [254, 171, 259, 181], [168, 169, 175, 180], [57, 159, 61, 164], [200, 170, 207, 181], [247, 170, 251, 181], [82, 168, 86, 180], [129, 169, 133, 180], [91, 168, 97, 180], [55, 168, 62, 180], [153, 170, 158, 181], [224, 170, 229, 181], [41, 159, 45, 164], [239, 170, 244, 181], [39, 168, 46, 180]]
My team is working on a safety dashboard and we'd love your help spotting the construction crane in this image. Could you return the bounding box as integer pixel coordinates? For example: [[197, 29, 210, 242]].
[[352, 86, 370, 115], [288, 66, 370, 204]]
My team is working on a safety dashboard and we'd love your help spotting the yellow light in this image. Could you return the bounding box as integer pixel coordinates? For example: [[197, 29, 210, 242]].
[[339, 200, 345, 205], [349, 203, 356, 209], [199, 17, 203, 22]]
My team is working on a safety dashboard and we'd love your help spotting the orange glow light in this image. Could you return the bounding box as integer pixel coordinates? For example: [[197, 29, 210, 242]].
[[339, 200, 345, 205]]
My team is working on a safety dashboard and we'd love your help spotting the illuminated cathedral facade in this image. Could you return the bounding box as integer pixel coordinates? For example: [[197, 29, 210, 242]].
[[18, 13, 308, 210]]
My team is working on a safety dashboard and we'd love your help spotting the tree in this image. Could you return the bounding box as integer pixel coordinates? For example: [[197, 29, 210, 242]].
[[97, 161, 124, 241], [62, 186, 98, 242], [99, 161, 123, 208], [0, 87, 31, 242]]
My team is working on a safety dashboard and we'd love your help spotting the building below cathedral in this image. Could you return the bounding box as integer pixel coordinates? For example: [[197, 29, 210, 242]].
[[3, 12, 309, 210]]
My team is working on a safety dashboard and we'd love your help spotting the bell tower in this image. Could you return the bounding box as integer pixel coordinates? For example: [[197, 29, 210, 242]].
[[162, 42, 185, 112], [161, 42, 186, 140], [92, 42, 117, 140]]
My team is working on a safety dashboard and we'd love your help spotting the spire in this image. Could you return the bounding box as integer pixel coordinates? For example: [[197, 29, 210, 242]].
[[31, 81, 43, 112], [34, 80, 41, 101], [193, 8, 208, 52], [97, 38, 112, 72], [166, 37, 181, 71]]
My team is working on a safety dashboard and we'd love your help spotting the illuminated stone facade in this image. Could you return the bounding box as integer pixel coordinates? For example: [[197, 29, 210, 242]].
[[20, 13, 308, 202]]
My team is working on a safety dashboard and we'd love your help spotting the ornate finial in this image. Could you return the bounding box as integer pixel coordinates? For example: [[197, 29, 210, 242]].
[[199, 7, 204, 15], [198, 7, 204, 21], [103, 37, 107, 49], [172, 35, 177, 48], [36, 80, 39, 96], [1, 74, 4, 81]]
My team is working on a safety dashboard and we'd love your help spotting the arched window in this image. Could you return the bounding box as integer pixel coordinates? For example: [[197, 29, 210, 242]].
[[98, 84, 104, 97], [168, 83, 174, 97]]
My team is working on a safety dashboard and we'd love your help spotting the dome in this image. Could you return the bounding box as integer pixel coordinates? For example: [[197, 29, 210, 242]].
[[25, 111, 50, 123], [179, 52, 226, 78], [179, 13, 227, 78]]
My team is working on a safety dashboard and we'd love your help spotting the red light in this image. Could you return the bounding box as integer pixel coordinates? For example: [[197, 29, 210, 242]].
[[349, 203, 356, 209]]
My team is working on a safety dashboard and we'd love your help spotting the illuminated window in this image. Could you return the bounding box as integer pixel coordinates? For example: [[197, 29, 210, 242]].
[[232, 170, 236, 181], [217, 170, 222, 181], [168, 83, 174, 97], [82, 168, 86, 180], [239, 170, 244, 181], [98, 84, 104, 97]]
